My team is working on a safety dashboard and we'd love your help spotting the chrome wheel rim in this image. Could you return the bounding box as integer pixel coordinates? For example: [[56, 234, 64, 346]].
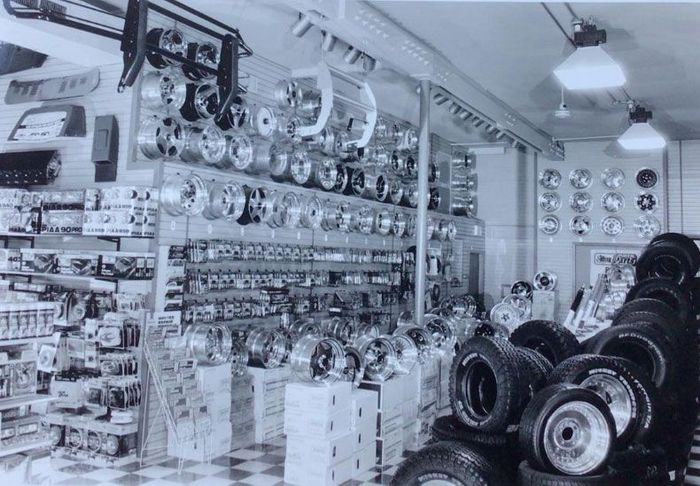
[[395, 326, 433, 363], [224, 134, 254, 171], [140, 70, 187, 110], [203, 181, 246, 221], [353, 205, 375, 235], [315, 159, 338, 190], [355, 335, 396, 381], [138, 117, 184, 160], [342, 346, 365, 388], [160, 173, 208, 216], [580, 374, 633, 439], [334, 164, 349, 193], [192, 83, 219, 120], [544, 400, 612, 475], [290, 335, 345, 384], [390, 334, 418, 375], [247, 187, 274, 224], [300, 195, 324, 229], [374, 210, 392, 236], [182, 126, 226, 165], [185, 324, 233, 365], [246, 328, 287, 369], [290, 151, 313, 184]]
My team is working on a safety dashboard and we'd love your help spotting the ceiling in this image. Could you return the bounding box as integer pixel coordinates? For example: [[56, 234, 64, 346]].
[[373, 1, 700, 142]]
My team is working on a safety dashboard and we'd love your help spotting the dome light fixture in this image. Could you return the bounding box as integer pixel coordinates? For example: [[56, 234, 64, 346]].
[[553, 19, 625, 90], [618, 104, 666, 151]]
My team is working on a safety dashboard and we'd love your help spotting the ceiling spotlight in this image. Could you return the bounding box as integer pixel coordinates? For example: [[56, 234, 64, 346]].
[[485, 125, 497, 135], [472, 118, 483, 128], [448, 103, 461, 115], [458, 111, 472, 121], [618, 104, 666, 150], [511, 139, 520, 149], [362, 55, 377, 72], [291, 14, 314, 38], [344, 46, 362, 64], [495, 131, 506, 140], [321, 31, 336, 52], [553, 19, 625, 90], [433, 93, 449, 105]]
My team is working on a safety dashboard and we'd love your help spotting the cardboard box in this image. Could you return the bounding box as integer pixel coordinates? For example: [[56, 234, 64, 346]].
[[378, 411, 403, 438], [351, 389, 378, 428], [352, 418, 376, 452], [285, 381, 352, 415], [197, 363, 232, 394], [284, 457, 353, 486], [284, 407, 351, 437], [352, 442, 377, 477], [286, 430, 354, 465], [377, 429, 403, 466], [360, 376, 405, 412]]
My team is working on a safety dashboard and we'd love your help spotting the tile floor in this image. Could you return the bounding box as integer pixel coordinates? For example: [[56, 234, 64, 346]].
[[36, 437, 408, 486]]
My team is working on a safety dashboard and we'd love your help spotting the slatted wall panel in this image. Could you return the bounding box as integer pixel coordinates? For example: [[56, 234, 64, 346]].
[[667, 141, 683, 233], [536, 141, 664, 322], [673, 140, 700, 237]]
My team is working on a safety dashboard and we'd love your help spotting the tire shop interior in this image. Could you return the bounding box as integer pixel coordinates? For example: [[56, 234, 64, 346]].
[[0, 0, 698, 485]]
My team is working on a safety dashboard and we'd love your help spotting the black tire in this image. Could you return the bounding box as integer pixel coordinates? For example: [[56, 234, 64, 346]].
[[516, 346, 553, 399], [635, 241, 696, 287], [391, 441, 511, 486], [650, 232, 700, 270], [510, 320, 582, 366], [625, 279, 692, 324], [608, 446, 670, 485], [517, 462, 622, 486], [611, 311, 683, 351], [473, 320, 510, 339], [519, 384, 616, 476], [431, 415, 509, 447], [613, 297, 684, 330], [586, 323, 676, 390], [450, 336, 524, 432], [547, 354, 655, 446]]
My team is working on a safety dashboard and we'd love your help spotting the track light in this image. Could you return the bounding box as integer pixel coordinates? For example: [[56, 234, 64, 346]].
[[291, 14, 313, 38], [472, 118, 483, 128], [433, 93, 449, 105], [458, 111, 472, 121], [321, 31, 336, 52], [363, 55, 377, 72], [485, 125, 497, 135], [495, 131, 506, 140], [344, 46, 361, 64], [448, 103, 461, 115], [553, 19, 625, 90], [618, 104, 665, 150]]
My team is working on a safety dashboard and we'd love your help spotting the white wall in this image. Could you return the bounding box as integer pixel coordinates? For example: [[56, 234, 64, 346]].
[[477, 147, 537, 307], [667, 140, 700, 236]]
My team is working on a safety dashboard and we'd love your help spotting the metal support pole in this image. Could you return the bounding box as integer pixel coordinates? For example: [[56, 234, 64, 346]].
[[414, 79, 431, 325]]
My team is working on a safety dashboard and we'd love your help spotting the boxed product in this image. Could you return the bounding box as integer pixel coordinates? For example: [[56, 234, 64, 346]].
[[56, 253, 99, 276], [20, 249, 57, 273], [352, 442, 377, 477], [351, 389, 378, 428], [286, 381, 351, 415], [284, 456, 353, 486], [0, 249, 21, 271], [286, 430, 354, 465], [284, 407, 351, 437], [40, 210, 84, 235], [98, 252, 154, 279], [352, 417, 376, 452]]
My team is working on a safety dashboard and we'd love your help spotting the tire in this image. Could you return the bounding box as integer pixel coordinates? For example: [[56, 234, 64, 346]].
[[509, 320, 582, 366], [391, 441, 511, 486], [547, 354, 655, 446], [586, 323, 676, 391], [625, 279, 692, 324], [608, 446, 670, 485], [473, 320, 510, 339], [516, 347, 553, 398], [612, 298, 686, 340], [431, 415, 509, 447], [611, 311, 683, 350], [635, 241, 696, 287], [517, 462, 622, 486], [519, 384, 616, 476], [650, 232, 700, 270], [450, 336, 524, 432]]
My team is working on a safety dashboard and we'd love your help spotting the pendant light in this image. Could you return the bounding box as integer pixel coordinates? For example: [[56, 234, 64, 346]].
[[618, 104, 666, 151], [553, 19, 625, 90]]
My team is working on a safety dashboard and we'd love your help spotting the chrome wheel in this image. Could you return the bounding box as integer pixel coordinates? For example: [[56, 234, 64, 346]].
[[140, 70, 187, 110], [138, 117, 184, 160], [181, 126, 226, 165], [580, 374, 633, 439]]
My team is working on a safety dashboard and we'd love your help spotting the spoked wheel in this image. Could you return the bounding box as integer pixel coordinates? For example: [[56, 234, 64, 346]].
[[342, 346, 365, 388], [355, 335, 397, 381], [244, 187, 275, 225], [222, 134, 254, 171], [290, 335, 345, 384], [202, 181, 246, 221], [160, 173, 208, 216], [299, 195, 324, 230], [181, 126, 226, 165], [180, 83, 219, 122], [394, 326, 434, 364], [246, 328, 287, 369], [138, 117, 185, 160], [145, 28, 187, 68], [140, 70, 188, 110]]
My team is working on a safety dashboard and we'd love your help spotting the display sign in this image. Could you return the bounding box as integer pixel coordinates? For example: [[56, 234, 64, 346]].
[[589, 250, 639, 285]]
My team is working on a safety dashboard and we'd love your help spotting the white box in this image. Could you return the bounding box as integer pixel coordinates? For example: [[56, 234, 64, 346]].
[[198, 363, 232, 394], [285, 408, 351, 437], [253, 398, 285, 420], [351, 389, 378, 428], [286, 431, 354, 465], [360, 376, 405, 412], [402, 398, 419, 422], [169, 422, 232, 461], [284, 457, 353, 486], [353, 419, 376, 452], [249, 366, 291, 394], [285, 381, 352, 415], [255, 421, 285, 444], [352, 442, 377, 476], [377, 431, 403, 465], [378, 412, 403, 437]]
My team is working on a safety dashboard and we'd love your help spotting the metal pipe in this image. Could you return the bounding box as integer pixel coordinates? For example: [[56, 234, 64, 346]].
[[415, 79, 431, 326]]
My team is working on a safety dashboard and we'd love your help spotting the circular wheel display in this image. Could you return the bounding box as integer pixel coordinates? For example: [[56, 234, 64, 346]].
[[601, 216, 624, 237], [539, 215, 560, 236], [215, 96, 251, 131], [570, 192, 592, 213], [183, 41, 219, 80], [569, 169, 593, 189], [636, 168, 658, 189], [570, 215, 592, 236], [160, 173, 208, 216], [601, 192, 625, 213], [352, 206, 375, 235], [180, 83, 219, 122], [102, 434, 120, 456], [539, 169, 562, 189], [342, 346, 365, 388], [140, 70, 187, 110], [271, 191, 302, 228], [388, 179, 404, 205], [511, 280, 533, 299], [278, 114, 303, 144], [145, 28, 187, 68], [634, 215, 661, 239], [269, 144, 292, 178], [533, 271, 557, 291], [246, 187, 275, 225], [273, 80, 304, 109], [181, 126, 226, 165], [404, 183, 419, 208], [636, 192, 659, 213], [394, 326, 433, 363], [428, 187, 441, 210], [290, 336, 345, 385], [435, 220, 449, 241], [392, 212, 407, 237], [184, 324, 233, 365], [539, 192, 561, 212], [230, 338, 248, 376], [246, 328, 287, 369], [489, 302, 521, 332], [391, 151, 407, 175], [601, 168, 625, 189], [300, 195, 324, 230], [223, 134, 254, 171], [138, 117, 185, 160], [253, 105, 278, 139], [355, 335, 397, 381], [334, 164, 349, 193], [424, 314, 455, 356], [87, 431, 102, 453], [374, 210, 392, 236], [405, 215, 417, 238], [389, 334, 418, 375], [202, 181, 246, 221], [290, 151, 313, 185], [313, 159, 338, 190], [325, 317, 357, 345]]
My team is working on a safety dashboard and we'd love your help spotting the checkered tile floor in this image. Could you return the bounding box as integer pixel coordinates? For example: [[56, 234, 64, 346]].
[[32, 437, 408, 486]]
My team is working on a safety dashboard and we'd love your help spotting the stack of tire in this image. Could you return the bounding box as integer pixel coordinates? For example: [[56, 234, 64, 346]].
[[392, 232, 700, 486]]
